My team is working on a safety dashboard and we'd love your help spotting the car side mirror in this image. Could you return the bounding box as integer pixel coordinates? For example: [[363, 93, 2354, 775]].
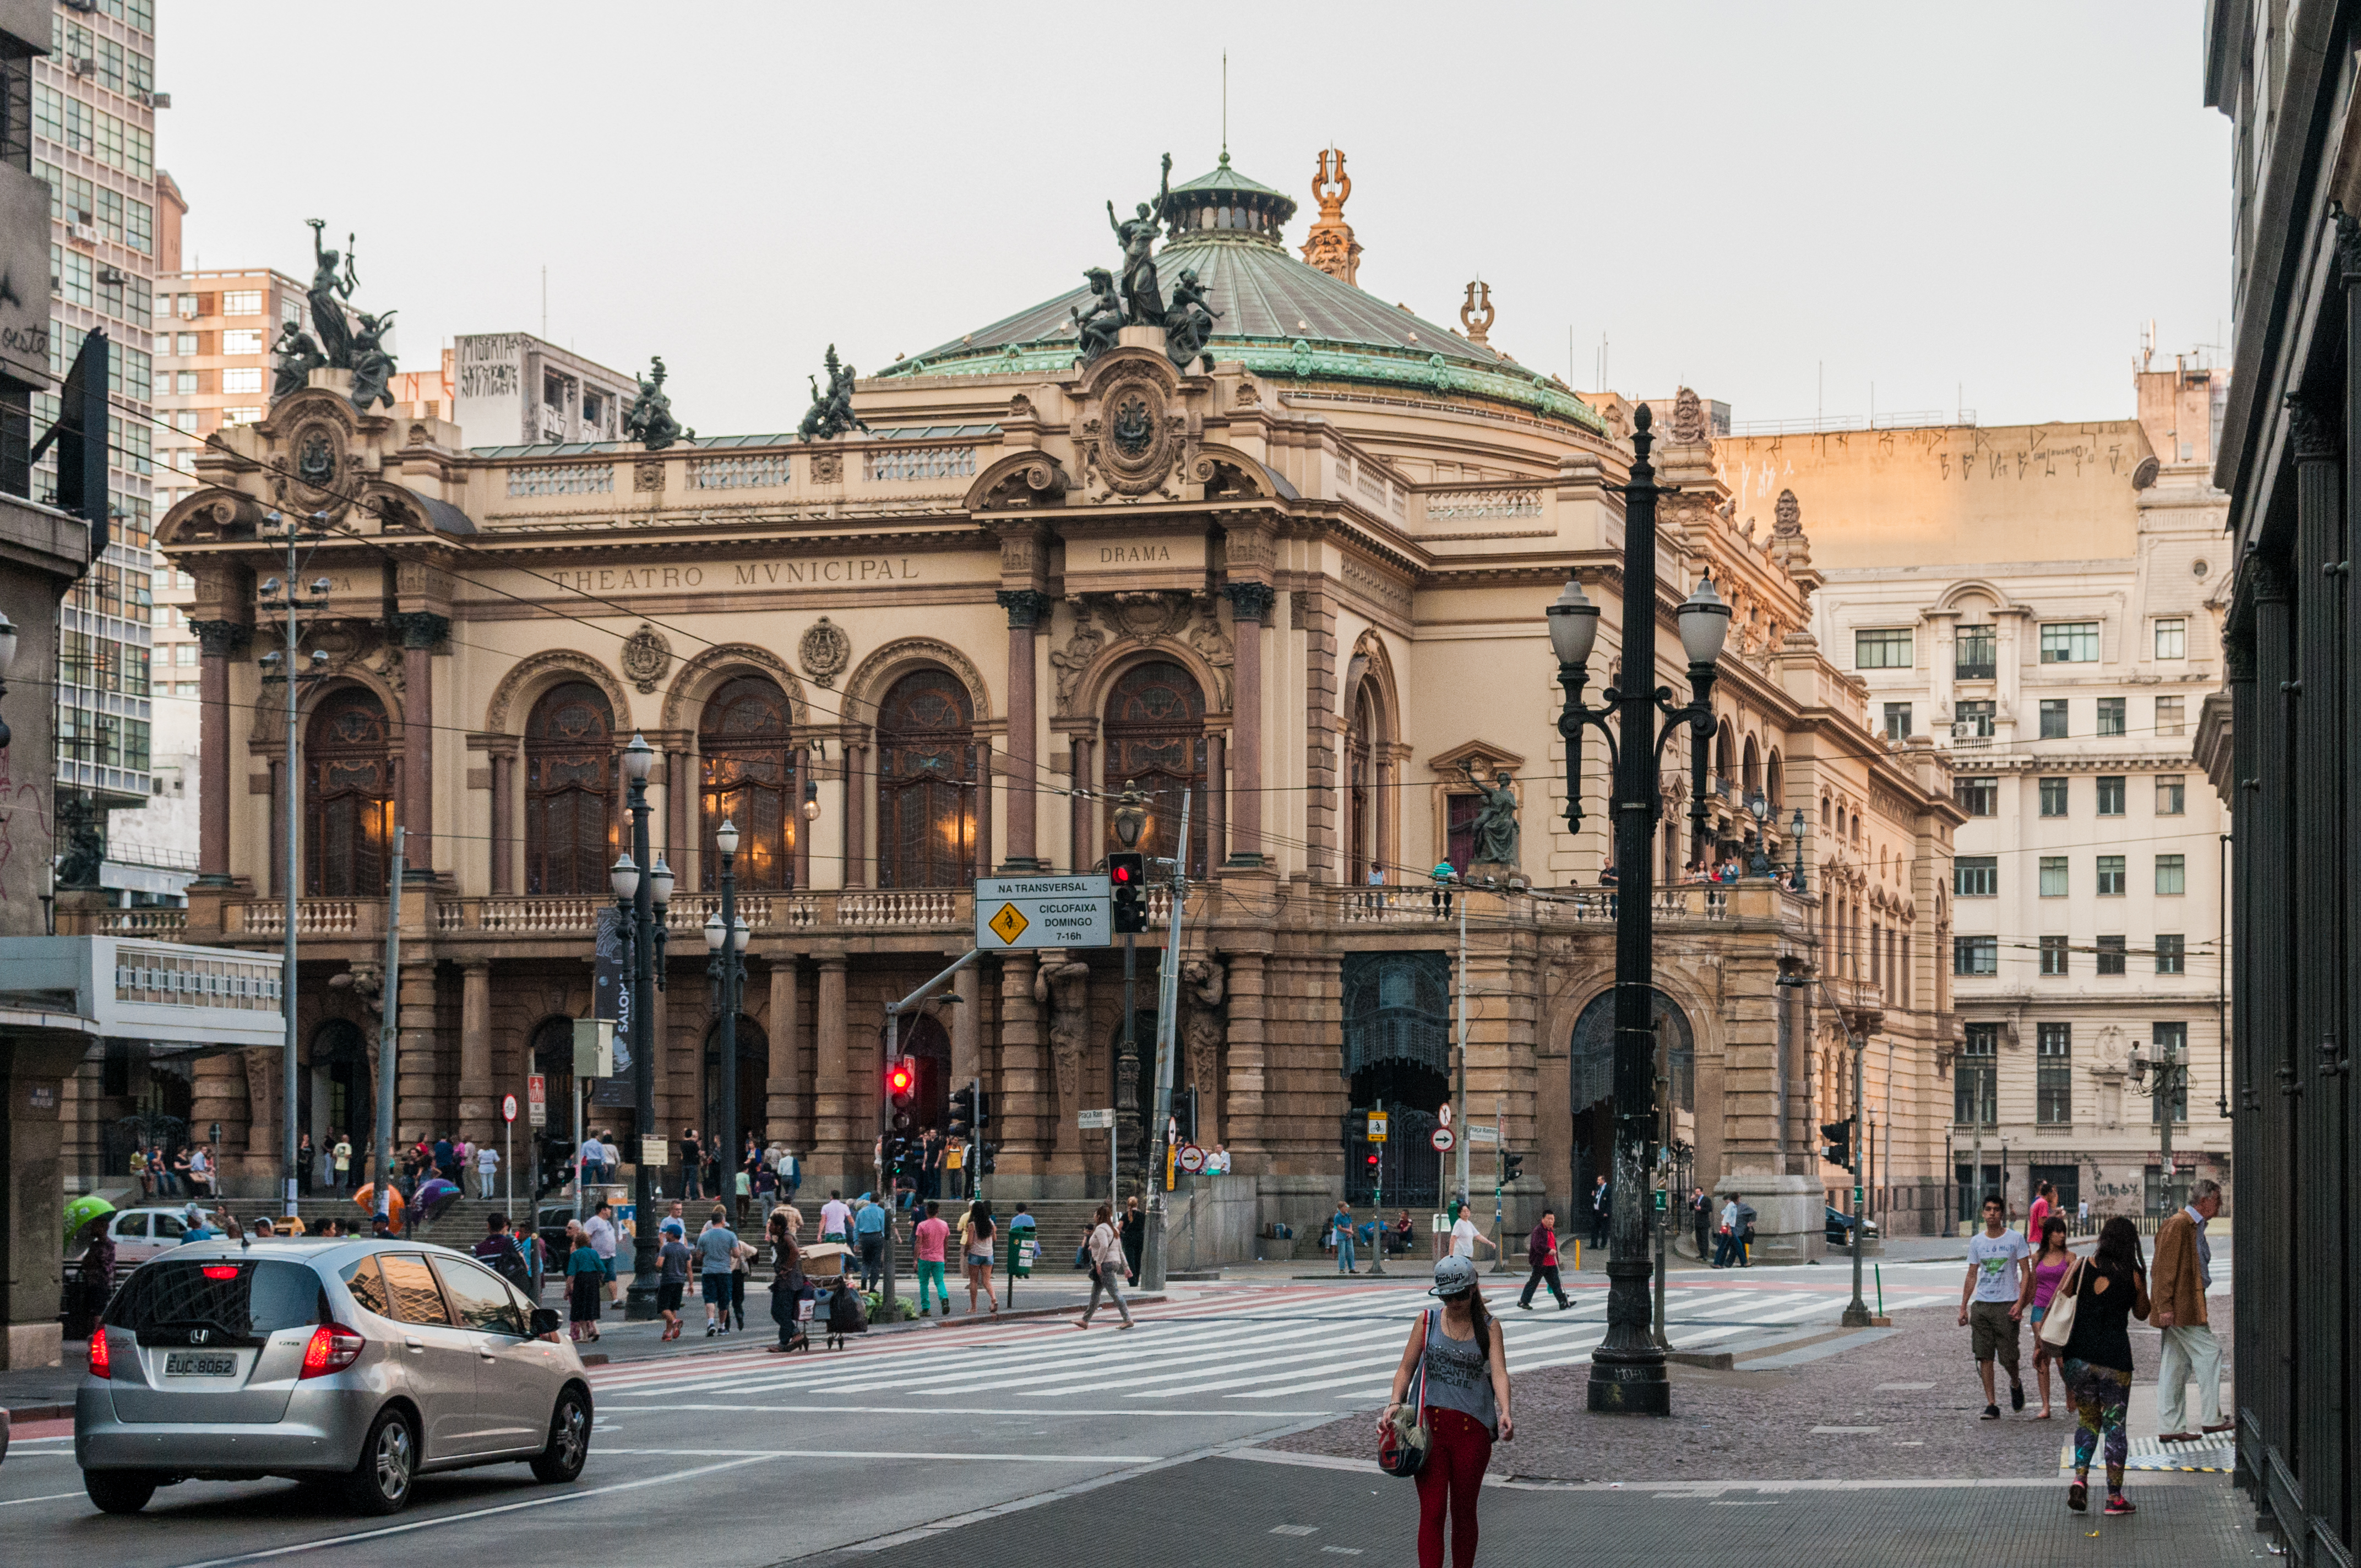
[[530, 1307, 562, 1338]]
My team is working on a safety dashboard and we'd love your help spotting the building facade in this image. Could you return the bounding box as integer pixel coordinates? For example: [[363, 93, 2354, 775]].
[[118, 150, 1962, 1259], [2200, 2, 2361, 1559], [32, 0, 162, 870], [1721, 362, 2235, 1226]]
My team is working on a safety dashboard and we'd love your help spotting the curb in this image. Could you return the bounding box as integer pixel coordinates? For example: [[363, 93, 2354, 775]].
[[1, 1402, 69, 1422]]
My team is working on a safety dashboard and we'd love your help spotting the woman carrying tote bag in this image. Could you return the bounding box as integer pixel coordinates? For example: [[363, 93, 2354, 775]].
[[1377, 1256, 1513, 1568]]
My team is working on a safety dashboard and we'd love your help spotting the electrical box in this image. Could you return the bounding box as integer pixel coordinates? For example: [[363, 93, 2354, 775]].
[[573, 1018, 614, 1079]]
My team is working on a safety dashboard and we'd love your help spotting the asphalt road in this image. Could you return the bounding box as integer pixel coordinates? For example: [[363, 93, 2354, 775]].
[[0, 1253, 2216, 1566]]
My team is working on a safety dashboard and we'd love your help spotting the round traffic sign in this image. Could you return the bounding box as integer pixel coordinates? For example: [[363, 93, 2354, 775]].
[[1178, 1144, 1206, 1174], [501, 1094, 518, 1124], [1430, 1128, 1455, 1152], [1437, 1103, 1452, 1129]]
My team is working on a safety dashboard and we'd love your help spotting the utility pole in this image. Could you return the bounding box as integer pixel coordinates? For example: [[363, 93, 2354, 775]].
[[1140, 790, 1191, 1293], [371, 829, 404, 1230], [1454, 883, 1469, 1211]]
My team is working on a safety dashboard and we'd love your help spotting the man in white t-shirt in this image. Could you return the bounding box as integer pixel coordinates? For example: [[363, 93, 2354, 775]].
[[819, 1190, 852, 1243], [475, 1142, 500, 1199], [1957, 1194, 2032, 1419], [1449, 1212, 1496, 1261]]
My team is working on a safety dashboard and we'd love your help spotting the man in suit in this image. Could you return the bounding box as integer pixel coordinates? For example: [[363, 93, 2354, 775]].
[[2152, 1178, 2231, 1442], [1588, 1173, 1612, 1250]]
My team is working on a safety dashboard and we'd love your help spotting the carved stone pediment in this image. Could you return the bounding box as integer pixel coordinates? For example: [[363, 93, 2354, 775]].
[[1072, 350, 1196, 501]]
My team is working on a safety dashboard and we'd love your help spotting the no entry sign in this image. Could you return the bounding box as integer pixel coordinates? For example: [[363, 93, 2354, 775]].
[[502, 1093, 518, 1124]]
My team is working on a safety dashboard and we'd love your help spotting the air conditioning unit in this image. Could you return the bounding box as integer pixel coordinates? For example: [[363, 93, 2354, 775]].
[[62, 0, 97, 12], [139, 90, 171, 108], [69, 222, 99, 246], [1950, 721, 1974, 739], [70, 56, 96, 77]]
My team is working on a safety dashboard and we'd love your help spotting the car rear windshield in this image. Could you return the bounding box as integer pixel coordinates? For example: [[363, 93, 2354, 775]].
[[106, 1259, 325, 1340]]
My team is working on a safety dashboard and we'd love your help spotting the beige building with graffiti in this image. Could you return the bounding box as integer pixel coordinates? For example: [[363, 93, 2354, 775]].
[[75, 150, 1965, 1255]]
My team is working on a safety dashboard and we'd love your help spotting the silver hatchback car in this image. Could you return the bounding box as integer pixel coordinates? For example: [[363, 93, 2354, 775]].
[[76, 1237, 591, 1515]]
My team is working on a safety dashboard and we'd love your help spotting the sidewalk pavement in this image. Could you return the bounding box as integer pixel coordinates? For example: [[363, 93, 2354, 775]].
[[804, 1449, 2252, 1568]]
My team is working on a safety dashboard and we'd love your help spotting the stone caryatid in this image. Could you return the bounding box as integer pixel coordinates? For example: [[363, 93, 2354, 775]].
[[1456, 757, 1521, 876], [1180, 956, 1226, 1110], [347, 310, 398, 412], [272, 320, 324, 401], [1071, 268, 1124, 365], [797, 344, 870, 442], [1108, 153, 1173, 324], [624, 355, 694, 450], [1035, 956, 1091, 1110]]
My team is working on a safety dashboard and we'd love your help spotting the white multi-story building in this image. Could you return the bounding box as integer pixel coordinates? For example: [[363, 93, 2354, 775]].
[[1717, 359, 2233, 1222]]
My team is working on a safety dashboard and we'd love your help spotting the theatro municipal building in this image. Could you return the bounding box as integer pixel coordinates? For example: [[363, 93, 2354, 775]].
[[90, 149, 1966, 1258]]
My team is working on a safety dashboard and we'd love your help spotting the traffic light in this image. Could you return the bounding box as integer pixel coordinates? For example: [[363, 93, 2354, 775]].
[[948, 1084, 976, 1141], [888, 1059, 917, 1134], [1502, 1151, 1525, 1185], [975, 1089, 990, 1131], [1820, 1117, 1854, 1172], [1174, 1086, 1198, 1145], [1109, 852, 1149, 934], [978, 1143, 997, 1175]]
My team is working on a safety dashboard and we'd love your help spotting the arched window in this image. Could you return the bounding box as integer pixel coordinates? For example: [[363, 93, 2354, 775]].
[[1714, 719, 1736, 788], [1766, 750, 1784, 810], [1345, 683, 1378, 885], [875, 669, 976, 889], [1742, 735, 1761, 797], [1103, 661, 1209, 878], [525, 681, 617, 896], [530, 1015, 579, 1158], [305, 687, 394, 896], [700, 676, 797, 891]]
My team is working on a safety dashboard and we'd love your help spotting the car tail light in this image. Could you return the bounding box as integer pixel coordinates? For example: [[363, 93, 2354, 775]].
[[299, 1324, 365, 1379], [88, 1320, 112, 1379], [200, 1265, 240, 1281]]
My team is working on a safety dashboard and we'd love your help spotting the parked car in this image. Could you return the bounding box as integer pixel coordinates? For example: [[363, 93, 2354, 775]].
[[1825, 1206, 1880, 1246], [76, 1237, 589, 1516], [84, 1206, 215, 1268]]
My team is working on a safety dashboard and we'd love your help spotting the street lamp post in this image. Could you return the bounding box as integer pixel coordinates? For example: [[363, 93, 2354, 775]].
[[705, 817, 749, 1226], [2130, 1033, 2187, 1214], [614, 733, 668, 1320], [1546, 402, 1729, 1417], [260, 511, 332, 1214]]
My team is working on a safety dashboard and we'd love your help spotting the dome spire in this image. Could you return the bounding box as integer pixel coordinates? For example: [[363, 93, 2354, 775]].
[[1301, 147, 1362, 285]]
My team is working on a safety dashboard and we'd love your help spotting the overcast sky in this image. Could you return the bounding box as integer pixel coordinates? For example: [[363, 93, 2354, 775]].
[[160, 2, 2228, 437]]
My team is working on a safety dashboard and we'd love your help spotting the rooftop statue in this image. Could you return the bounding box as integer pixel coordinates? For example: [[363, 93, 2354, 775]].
[[798, 344, 870, 441], [271, 320, 324, 401], [1071, 268, 1123, 365], [624, 355, 693, 450], [347, 309, 398, 412], [304, 219, 358, 369], [1163, 267, 1222, 367], [1108, 153, 1173, 325]]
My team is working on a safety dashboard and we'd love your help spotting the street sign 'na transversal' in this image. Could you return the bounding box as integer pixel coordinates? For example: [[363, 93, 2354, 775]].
[[975, 874, 1113, 950]]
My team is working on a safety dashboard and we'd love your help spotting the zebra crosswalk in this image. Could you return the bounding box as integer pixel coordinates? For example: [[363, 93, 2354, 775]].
[[589, 1277, 1946, 1413]]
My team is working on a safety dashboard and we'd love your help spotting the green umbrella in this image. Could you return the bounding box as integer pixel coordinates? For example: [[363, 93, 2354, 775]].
[[64, 1194, 115, 1250]]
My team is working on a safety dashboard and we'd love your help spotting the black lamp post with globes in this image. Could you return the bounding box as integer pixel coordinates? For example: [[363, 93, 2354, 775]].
[[607, 733, 671, 1320], [1544, 402, 1731, 1415]]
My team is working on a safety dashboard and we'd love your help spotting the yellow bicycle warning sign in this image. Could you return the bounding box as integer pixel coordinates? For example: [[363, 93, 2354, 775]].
[[987, 903, 1030, 944]]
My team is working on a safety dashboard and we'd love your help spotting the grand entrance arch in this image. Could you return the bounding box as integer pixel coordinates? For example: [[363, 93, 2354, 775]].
[[1567, 988, 1695, 1214], [1342, 952, 1451, 1208]]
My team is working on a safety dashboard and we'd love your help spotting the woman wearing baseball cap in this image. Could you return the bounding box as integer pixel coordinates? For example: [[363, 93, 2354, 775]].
[[1378, 1255, 1513, 1566]]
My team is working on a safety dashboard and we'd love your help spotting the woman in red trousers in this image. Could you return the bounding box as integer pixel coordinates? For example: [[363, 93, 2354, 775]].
[[1380, 1255, 1513, 1567]]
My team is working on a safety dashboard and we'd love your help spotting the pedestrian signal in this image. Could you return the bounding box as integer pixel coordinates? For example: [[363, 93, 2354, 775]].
[[1109, 852, 1149, 933], [948, 1084, 977, 1140], [1820, 1117, 1854, 1173], [1502, 1151, 1525, 1185]]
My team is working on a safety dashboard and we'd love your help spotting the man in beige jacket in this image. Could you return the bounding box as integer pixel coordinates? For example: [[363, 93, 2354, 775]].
[[2151, 1178, 2231, 1442]]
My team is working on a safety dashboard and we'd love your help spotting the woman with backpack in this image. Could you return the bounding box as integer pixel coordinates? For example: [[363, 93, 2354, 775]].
[[1378, 1256, 1514, 1568], [1075, 1202, 1135, 1330]]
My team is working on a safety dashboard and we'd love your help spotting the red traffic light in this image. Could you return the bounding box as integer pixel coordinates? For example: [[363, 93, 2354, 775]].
[[1366, 1152, 1380, 1167], [886, 1064, 914, 1095], [1111, 864, 1132, 884]]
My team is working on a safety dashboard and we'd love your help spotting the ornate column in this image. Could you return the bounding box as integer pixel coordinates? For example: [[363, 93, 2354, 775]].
[[395, 962, 440, 1144], [189, 619, 246, 884], [841, 742, 867, 889], [488, 747, 516, 894], [813, 955, 851, 1182], [972, 739, 993, 880], [766, 958, 801, 1146], [1067, 736, 1094, 873], [389, 611, 448, 877], [1223, 582, 1274, 867], [1204, 733, 1226, 869], [996, 953, 1049, 1184], [997, 589, 1053, 872], [1220, 949, 1268, 1167], [459, 961, 494, 1143]]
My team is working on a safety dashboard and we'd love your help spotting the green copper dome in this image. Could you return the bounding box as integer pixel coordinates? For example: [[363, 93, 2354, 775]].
[[875, 157, 1598, 433]]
